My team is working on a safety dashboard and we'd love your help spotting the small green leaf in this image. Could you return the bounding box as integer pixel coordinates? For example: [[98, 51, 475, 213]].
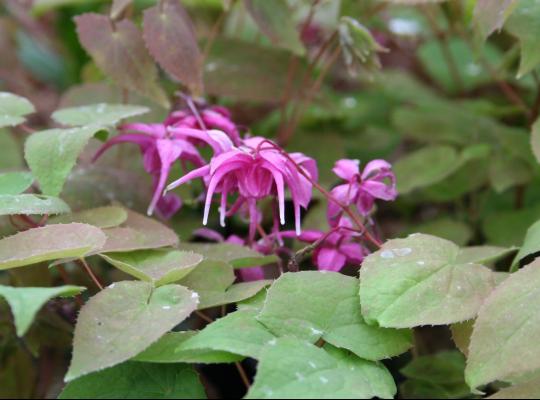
[[0, 172, 33, 195], [401, 350, 467, 386], [24, 125, 105, 197], [0, 223, 106, 271], [48, 206, 128, 228], [513, 219, 540, 268], [60, 362, 206, 399], [0, 92, 35, 128], [466, 259, 540, 389], [52, 103, 149, 127], [134, 331, 242, 364], [101, 250, 203, 286], [474, 0, 518, 40], [394, 146, 460, 194], [258, 272, 412, 361], [179, 310, 276, 359], [245, 0, 305, 55], [360, 234, 495, 328], [66, 281, 198, 381], [489, 154, 532, 193], [178, 242, 278, 268], [97, 209, 179, 254], [451, 320, 474, 357], [246, 338, 396, 399], [0, 194, 70, 216], [0, 285, 85, 336], [483, 206, 540, 247]]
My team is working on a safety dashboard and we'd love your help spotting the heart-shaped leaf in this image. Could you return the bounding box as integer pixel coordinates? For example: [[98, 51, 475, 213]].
[[66, 281, 198, 381], [258, 272, 412, 361], [0, 223, 106, 271], [101, 250, 203, 286], [24, 126, 106, 197], [48, 206, 128, 229], [0, 285, 85, 336], [0, 195, 70, 216], [0, 172, 33, 195], [360, 234, 496, 328], [246, 338, 396, 399], [52, 103, 149, 127], [0, 92, 34, 128]]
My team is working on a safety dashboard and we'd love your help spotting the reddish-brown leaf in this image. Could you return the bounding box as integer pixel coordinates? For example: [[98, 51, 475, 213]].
[[143, 0, 203, 96], [74, 13, 169, 108]]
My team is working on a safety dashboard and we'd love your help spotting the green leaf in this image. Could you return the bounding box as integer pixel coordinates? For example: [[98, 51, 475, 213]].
[[0, 285, 85, 336], [24, 126, 105, 197], [457, 246, 516, 265], [465, 259, 540, 389], [0, 194, 71, 216], [0, 223, 106, 270], [66, 281, 198, 381], [74, 14, 169, 107], [101, 250, 203, 286], [451, 320, 474, 357], [48, 206, 128, 228], [360, 234, 495, 328], [405, 218, 473, 247], [178, 242, 278, 268], [489, 377, 540, 399], [60, 362, 206, 399], [245, 0, 304, 55], [0, 92, 35, 128], [0, 172, 33, 195], [134, 331, 242, 364], [178, 259, 270, 309], [258, 272, 412, 361], [474, 0, 518, 40], [505, 0, 540, 77], [143, 0, 203, 95], [532, 117, 540, 164], [401, 350, 468, 386], [394, 146, 460, 194], [246, 338, 396, 399], [483, 206, 540, 247], [52, 103, 149, 127], [489, 154, 532, 193], [97, 209, 179, 254], [0, 130, 24, 170], [512, 219, 540, 268], [179, 310, 276, 359]]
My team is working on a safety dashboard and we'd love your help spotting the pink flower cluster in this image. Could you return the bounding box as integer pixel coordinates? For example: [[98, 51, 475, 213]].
[[94, 103, 397, 275]]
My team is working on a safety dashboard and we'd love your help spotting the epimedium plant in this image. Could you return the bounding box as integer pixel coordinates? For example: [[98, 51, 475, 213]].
[[3, 0, 540, 399]]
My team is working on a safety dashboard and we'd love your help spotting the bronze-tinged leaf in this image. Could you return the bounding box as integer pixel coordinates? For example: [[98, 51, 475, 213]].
[[74, 13, 169, 108], [143, 0, 203, 96]]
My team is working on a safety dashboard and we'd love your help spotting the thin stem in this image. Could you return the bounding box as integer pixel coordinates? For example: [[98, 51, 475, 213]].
[[195, 310, 213, 324], [236, 361, 251, 390], [202, 7, 228, 64], [78, 258, 104, 291]]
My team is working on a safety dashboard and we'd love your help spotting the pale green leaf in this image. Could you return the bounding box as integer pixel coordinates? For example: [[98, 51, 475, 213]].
[[246, 338, 396, 399], [0, 223, 106, 271], [52, 103, 149, 127], [489, 154, 532, 193], [360, 234, 495, 328], [24, 126, 105, 197], [457, 246, 516, 265], [0, 130, 24, 170], [179, 310, 276, 359], [474, 0, 518, 40], [66, 281, 198, 381], [101, 250, 203, 286], [405, 218, 472, 247], [512, 219, 540, 268], [199, 280, 271, 309], [0, 194, 70, 216], [258, 272, 412, 361], [134, 331, 242, 364], [60, 362, 206, 399], [466, 259, 540, 389], [0, 92, 34, 128], [0, 172, 33, 195], [178, 242, 278, 268], [489, 377, 540, 399], [532, 117, 540, 164], [401, 351, 467, 385], [0, 285, 85, 336], [48, 206, 128, 229]]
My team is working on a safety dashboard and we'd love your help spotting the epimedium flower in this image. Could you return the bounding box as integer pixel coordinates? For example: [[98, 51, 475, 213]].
[[93, 121, 234, 218], [167, 137, 318, 240], [328, 158, 397, 225], [282, 228, 368, 272]]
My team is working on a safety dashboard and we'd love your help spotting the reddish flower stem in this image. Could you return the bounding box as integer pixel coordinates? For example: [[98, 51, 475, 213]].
[[78, 258, 104, 291]]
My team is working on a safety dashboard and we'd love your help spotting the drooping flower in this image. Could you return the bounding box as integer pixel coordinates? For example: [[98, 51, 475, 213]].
[[282, 228, 368, 272], [93, 121, 233, 217], [167, 137, 317, 239], [328, 159, 397, 225]]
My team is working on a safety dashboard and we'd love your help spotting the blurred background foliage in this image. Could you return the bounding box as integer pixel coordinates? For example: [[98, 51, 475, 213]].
[[2, 0, 540, 398]]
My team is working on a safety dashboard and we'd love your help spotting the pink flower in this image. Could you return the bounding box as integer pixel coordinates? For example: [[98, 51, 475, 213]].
[[282, 228, 368, 272], [328, 159, 397, 225], [166, 106, 242, 146], [93, 121, 233, 218], [167, 137, 317, 239]]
